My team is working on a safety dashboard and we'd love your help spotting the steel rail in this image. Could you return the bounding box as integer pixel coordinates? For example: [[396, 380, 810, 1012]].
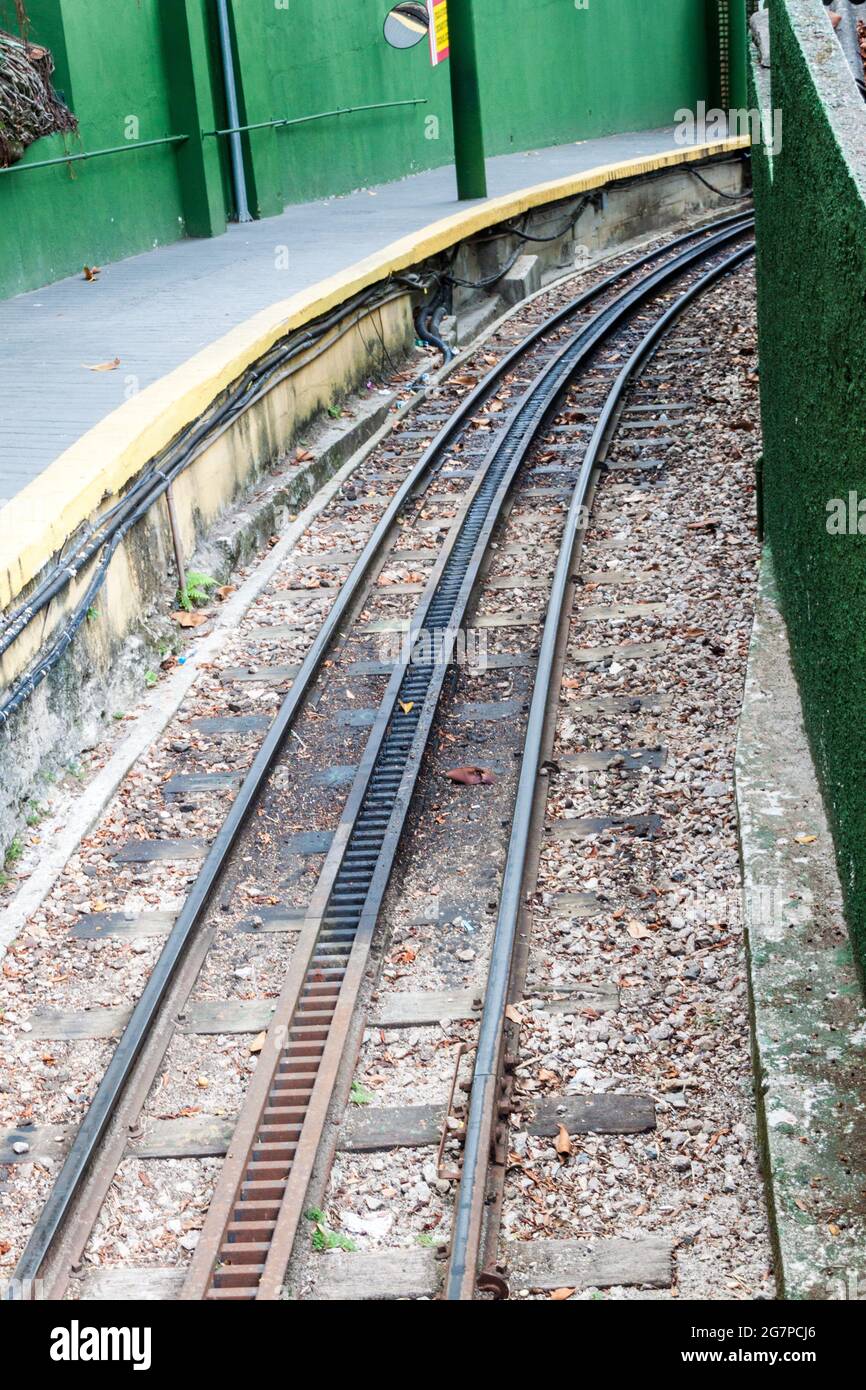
[[6, 214, 752, 1299], [183, 220, 753, 1299], [443, 238, 755, 1301]]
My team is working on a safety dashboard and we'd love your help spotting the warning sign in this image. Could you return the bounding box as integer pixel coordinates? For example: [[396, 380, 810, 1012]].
[[427, 0, 449, 65]]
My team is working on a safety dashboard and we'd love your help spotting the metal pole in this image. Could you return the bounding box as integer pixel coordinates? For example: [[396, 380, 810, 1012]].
[[165, 486, 187, 598], [727, 0, 749, 110], [446, 0, 487, 200], [215, 0, 252, 222]]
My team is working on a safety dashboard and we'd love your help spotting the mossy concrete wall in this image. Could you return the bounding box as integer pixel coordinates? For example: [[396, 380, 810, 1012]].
[[749, 0, 866, 983], [0, 0, 734, 298]]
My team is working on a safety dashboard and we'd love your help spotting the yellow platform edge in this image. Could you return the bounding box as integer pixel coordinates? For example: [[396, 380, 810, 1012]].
[[0, 136, 748, 611]]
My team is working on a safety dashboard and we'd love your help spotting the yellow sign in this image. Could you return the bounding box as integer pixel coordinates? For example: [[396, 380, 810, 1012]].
[[427, 0, 449, 65]]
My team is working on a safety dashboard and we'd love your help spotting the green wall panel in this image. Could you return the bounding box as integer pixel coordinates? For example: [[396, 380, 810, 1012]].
[[477, 0, 710, 155], [259, 0, 455, 205], [0, 0, 203, 295]]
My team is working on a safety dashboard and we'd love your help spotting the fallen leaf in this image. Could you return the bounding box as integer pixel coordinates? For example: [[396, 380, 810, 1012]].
[[399, 701, 414, 714], [626, 919, 651, 939], [215, 585, 236, 601], [550, 1287, 575, 1301], [554, 1124, 572, 1162], [294, 447, 314, 462], [445, 766, 495, 786], [195, 1076, 210, 1090], [504, 1004, 521, 1024], [561, 677, 581, 689], [794, 834, 817, 845], [538, 1067, 559, 1083], [249, 1031, 266, 1055], [83, 265, 101, 281], [171, 610, 208, 628], [83, 357, 120, 372], [828, 1223, 841, 1237]]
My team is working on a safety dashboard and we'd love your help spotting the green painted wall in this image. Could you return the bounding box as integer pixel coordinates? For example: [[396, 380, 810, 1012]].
[[0, 0, 199, 294], [254, 0, 456, 206], [750, 0, 866, 982], [478, 0, 711, 154], [0, 0, 725, 299]]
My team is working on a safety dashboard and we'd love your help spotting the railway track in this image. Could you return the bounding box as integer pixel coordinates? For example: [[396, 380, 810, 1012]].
[[4, 212, 755, 1301]]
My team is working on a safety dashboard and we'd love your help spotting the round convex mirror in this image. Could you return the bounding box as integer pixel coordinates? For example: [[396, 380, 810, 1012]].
[[384, 3, 429, 49]]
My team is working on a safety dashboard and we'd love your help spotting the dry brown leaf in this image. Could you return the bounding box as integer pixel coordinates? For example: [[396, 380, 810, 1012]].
[[249, 1031, 266, 1055], [83, 265, 101, 281], [215, 585, 236, 601], [561, 677, 581, 689], [83, 357, 121, 372], [794, 834, 817, 845], [504, 1004, 521, 1024], [445, 765, 495, 786], [554, 1124, 572, 1162], [538, 1067, 559, 1083], [626, 919, 651, 939], [399, 700, 414, 714], [294, 447, 314, 462], [828, 1222, 841, 1237], [171, 610, 208, 628], [550, 1287, 575, 1301]]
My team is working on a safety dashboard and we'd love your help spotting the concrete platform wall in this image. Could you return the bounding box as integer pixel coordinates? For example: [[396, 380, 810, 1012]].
[[0, 0, 730, 298], [749, 0, 866, 983]]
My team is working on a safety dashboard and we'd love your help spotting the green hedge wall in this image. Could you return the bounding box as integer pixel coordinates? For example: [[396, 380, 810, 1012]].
[[750, 0, 866, 982]]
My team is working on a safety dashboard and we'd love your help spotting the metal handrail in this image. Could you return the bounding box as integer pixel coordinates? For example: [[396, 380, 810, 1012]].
[[203, 97, 427, 138], [0, 134, 188, 175]]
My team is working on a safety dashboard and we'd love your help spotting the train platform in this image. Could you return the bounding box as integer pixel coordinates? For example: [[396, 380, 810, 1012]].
[[0, 126, 735, 510]]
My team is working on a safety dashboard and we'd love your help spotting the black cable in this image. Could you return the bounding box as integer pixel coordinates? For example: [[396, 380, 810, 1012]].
[[688, 166, 753, 201], [443, 197, 593, 291], [414, 283, 454, 363]]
